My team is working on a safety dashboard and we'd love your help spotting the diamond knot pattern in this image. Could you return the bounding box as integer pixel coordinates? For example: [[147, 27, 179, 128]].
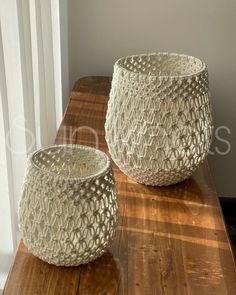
[[105, 53, 213, 186], [19, 145, 118, 266]]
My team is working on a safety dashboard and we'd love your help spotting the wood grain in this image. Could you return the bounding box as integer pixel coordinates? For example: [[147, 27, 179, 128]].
[[3, 76, 236, 294]]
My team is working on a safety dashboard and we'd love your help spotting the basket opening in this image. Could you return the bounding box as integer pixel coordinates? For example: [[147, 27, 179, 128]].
[[31, 145, 109, 179], [117, 53, 205, 77]]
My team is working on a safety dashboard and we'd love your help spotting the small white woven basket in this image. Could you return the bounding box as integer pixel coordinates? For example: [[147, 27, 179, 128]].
[[19, 145, 118, 266], [105, 53, 213, 186]]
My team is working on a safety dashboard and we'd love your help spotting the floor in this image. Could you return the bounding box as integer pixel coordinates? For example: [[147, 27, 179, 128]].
[[220, 197, 236, 259]]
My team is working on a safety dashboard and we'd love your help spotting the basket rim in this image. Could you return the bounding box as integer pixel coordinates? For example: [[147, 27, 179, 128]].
[[115, 52, 207, 79], [29, 144, 111, 181]]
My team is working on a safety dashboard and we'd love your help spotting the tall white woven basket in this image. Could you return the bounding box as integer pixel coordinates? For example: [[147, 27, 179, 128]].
[[105, 53, 213, 186], [19, 145, 118, 266]]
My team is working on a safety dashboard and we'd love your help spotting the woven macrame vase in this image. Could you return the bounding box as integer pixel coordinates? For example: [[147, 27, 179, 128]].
[[19, 145, 118, 266], [105, 53, 213, 186]]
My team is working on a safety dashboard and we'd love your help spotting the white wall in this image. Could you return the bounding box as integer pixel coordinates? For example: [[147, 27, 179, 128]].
[[68, 0, 236, 197], [0, 28, 15, 292], [54, 0, 69, 110]]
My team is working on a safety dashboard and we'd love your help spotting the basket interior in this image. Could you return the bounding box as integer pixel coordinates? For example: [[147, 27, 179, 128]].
[[117, 53, 204, 77], [31, 146, 109, 178]]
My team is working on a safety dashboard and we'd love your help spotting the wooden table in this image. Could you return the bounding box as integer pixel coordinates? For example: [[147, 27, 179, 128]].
[[4, 77, 236, 294]]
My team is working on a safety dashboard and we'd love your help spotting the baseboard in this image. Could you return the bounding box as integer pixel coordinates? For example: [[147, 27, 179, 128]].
[[220, 196, 236, 199]]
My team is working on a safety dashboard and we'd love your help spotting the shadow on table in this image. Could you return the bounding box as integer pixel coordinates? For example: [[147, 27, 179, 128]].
[[78, 251, 121, 294], [12, 249, 122, 294]]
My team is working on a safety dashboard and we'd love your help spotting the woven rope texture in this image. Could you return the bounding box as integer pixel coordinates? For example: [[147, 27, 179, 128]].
[[19, 145, 118, 266], [105, 53, 213, 186]]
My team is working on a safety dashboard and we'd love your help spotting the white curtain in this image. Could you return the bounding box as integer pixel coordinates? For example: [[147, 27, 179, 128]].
[[0, 0, 68, 289]]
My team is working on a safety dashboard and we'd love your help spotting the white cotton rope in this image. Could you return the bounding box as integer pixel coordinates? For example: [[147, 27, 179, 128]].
[[19, 145, 118, 266], [105, 53, 213, 186]]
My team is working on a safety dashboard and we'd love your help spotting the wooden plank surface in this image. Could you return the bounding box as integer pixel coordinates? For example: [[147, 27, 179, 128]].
[[3, 76, 236, 294]]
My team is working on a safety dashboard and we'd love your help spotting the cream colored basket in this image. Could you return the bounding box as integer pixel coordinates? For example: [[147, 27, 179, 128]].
[[105, 53, 213, 186], [19, 145, 118, 266]]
